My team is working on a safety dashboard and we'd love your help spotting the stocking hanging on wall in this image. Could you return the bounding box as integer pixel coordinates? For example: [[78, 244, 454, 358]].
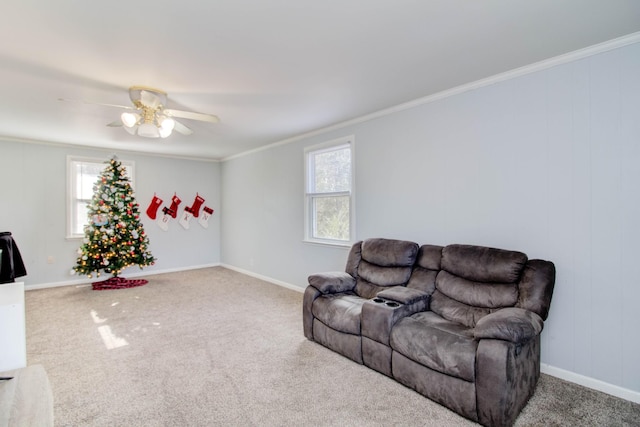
[[179, 206, 194, 229], [198, 206, 214, 229], [168, 194, 181, 219], [146, 194, 163, 220], [189, 194, 205, 217], [157, 207, 174, 232]]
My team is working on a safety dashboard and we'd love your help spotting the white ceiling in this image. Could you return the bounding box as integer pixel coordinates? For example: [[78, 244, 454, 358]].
[[1, 1, 639, 161]]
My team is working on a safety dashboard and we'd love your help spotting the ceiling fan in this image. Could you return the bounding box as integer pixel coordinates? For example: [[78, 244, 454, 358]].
[[62, 86, 220, 138]]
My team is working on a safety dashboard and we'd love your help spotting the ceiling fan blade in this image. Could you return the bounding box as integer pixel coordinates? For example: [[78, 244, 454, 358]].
[[164, 108, 220, 123], [58, 98, 134, 110], [173, 120, 193, 135], [106, 120, 122, 127]]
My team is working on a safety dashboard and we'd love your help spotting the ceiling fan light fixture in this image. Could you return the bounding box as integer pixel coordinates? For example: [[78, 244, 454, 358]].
[[137, 122, 160, 138], [160, 117, 175, 132], [158, 117, 175, 138], [121, 112, 139, 128]]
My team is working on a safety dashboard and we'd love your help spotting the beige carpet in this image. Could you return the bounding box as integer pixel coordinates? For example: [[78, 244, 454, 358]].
[[25, 267, 640, 426]]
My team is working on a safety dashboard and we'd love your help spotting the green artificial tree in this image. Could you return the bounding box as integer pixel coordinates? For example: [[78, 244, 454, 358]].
[[72, 156, 155, 289]]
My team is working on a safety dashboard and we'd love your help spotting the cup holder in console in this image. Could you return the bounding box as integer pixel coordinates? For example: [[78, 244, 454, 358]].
[[371, 297, 401, 308]]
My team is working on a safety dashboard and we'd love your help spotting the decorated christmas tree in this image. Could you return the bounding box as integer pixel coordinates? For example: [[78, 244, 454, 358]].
[[72, 156, 155, 289]]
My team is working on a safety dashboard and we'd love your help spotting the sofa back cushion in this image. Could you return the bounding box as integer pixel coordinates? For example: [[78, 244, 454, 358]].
[[354, 238, 418, 299], [431, 244, 528, 328], [441, 244, 528, 283], [406, 245, 442, 295]]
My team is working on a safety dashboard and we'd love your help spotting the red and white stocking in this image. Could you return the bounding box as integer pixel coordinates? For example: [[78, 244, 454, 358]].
[[157, 207, 174, 231], [179, 206, 194, 229], [146, 194, 163, 220], [198, 206, 214, 228], [189, 194, 205, 217], [168, 194, 181, 219]]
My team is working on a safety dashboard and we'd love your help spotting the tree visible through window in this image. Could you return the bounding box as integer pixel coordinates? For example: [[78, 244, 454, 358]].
[[305, 137, 354, 244]]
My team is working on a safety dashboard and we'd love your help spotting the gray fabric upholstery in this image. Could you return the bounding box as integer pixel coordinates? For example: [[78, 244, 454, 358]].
[[392, 351, 478, 422], [308, 271, 356, 294], [303, 238, 419, 361], [361, 294, 429, 346], [361, 238, 419, 267], [476, 336, 541, 427], [474, 307, 543, 343], [441, 244, 527, 283], [354, 238, 418, 298], [362, 337, 393, 376], [414, 244, 443, 270], [516, 259, 556, 320], [406, 244, 441, 294], [302, 285, 321, 339], [312, 293, 364, 335], [357, 261, 413, 287], [345, 241, 363, 278], [376, 286, 429, 305], [430, 290, 495, 328], [390, 311, 477, 381], [302, 239, 555, 427], [353, 279, 388, 300], [436, 270, 519, 308], [313, 319, 363, 364]]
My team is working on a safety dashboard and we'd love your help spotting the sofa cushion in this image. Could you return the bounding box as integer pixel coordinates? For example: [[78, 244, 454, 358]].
[[415, 244, 443, 270], [312, 293, 365, 335], [353, 238, 419, 298], [441, 244, 527, 283], [406, 267, 437, 294], [430, 290, 495, 328], [358, 260, 413, 287], [345, 241, 363, 279], [390, 311, 477, 382], [361, 238, 419, 267], [436, 271, 519, 308]]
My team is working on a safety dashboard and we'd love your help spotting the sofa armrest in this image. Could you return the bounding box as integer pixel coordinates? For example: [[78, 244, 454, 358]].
[[474, 307, 543, 344], [377, 287, 429, 305], [308, 271, 356, 294]]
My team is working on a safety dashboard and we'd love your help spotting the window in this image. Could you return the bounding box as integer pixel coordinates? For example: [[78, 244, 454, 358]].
[[67, 156, 134, 239], [304, 136, 355, 245]]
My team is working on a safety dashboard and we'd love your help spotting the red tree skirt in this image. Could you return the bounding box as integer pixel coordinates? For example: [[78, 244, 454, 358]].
[[92, 276, 148, 290]]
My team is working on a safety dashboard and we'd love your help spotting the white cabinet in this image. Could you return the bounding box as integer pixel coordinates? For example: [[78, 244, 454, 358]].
[[0, 282, 26, 371]]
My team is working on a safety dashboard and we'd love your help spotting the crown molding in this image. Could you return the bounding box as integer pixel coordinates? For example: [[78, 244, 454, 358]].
[[224, 31, 640, 162]]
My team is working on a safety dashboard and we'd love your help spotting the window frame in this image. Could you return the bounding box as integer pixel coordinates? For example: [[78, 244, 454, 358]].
[[66, 155, 135, 239], [303, 136, 355, 247]]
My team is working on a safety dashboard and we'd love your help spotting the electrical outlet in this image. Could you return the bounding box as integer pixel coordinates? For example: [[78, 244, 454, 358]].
[[47, 256, 55, 264]]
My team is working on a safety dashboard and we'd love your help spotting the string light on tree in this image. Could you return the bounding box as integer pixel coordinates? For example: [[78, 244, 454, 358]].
[[72, 156, 155, 290]]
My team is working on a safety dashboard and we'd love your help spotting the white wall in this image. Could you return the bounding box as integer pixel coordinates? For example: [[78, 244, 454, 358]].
[[221, 42, 640, 396], [0, 140, 221, 287]]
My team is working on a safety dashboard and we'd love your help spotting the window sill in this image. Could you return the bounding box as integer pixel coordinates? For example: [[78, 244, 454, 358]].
[[303, 239, 352, 249]]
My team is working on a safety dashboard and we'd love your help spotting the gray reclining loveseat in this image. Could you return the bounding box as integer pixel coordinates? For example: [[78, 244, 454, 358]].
[[303, 238, 555, 427]]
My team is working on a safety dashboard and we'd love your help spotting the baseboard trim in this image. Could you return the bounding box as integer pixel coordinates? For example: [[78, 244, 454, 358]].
[[220, 264, 305, 294], [541, 364, 640, 404], [24, 263, 221, 291]]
